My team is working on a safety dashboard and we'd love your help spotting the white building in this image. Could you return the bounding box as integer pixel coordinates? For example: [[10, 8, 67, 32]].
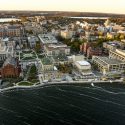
[[40, 20, 47, 25], [109, 49, 125, 61], [92, 56, 125, 75], [72, 55, 85, 62], [75, 61, 92, 75], [104, 19, 111, 27]]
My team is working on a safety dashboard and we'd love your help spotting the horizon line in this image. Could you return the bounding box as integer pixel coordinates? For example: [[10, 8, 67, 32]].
[[0, 10, 125, 15]]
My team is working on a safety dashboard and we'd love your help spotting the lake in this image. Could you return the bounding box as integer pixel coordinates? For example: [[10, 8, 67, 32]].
[[0, 18, 21, 23], [0, 83, 125, 125]]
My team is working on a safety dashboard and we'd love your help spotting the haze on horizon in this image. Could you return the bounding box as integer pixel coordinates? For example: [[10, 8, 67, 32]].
[[1, 0, 125, 14]]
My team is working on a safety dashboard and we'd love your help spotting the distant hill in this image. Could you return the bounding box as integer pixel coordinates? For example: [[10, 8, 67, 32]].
[[0, 10, 125, 18], [53, 12, 125, 18]]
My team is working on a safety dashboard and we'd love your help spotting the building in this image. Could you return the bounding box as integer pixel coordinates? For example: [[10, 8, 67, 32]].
[[98, 25, 107, 33], [28, 36, 39, 48], [40, 20, 47, 26], [51, 29, 60, 36], [72, 55, 85, 62], [53, 55, 69, 65], [0, 57, 21, 78], [75, 60, 92, 75], [38, 34, 58, 45], [87, 47, 102, 58], [0, 25, 21, 37], [7, 25, 21, 37], [104, 19, 111, 27], [106, 32, 117, 39], [80, 42, 91, 54], [109, 49, 125, 61], [70, 55, 92, 75], [113, 25, 125, 31], [60, 30, 75, 39], [0, 42, 14, 61], [80, 42, 96, 54], [44, 43, 70, 56], [103, 41, 121, 51], [92, 56, 125, 74], [41, 57, 54, 71]]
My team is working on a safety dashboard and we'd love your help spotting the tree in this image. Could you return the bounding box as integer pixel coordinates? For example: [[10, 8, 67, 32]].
[[120, 34, 125, 40], [114, 34, 120, 41], [95, 38, 106, 47], [35, 41, 41, 53], [21, 16, 27, 22], [26, 30, 33, 34]]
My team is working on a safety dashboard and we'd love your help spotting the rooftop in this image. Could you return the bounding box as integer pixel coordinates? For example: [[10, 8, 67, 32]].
[[115, 49, 125, 56], [38, 34, 58, 44], [93, 56, 124, 65], [4, 57, 17, 66], [42, 57, 53, 65], [8, 25, 20, 29], [53, 55, 68, 62], [45, 43, 70, 51], [100, 57, 123, 64], [76, 61, 90, 66]]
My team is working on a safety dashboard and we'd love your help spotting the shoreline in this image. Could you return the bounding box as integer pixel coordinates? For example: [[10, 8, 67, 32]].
[[0, 80, 124, 93]]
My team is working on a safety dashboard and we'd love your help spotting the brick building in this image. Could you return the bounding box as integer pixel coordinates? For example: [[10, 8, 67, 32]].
[[80, 42, 90, 54], [0, 25, 21, 37], [0, 58, 21, 78], [80, 42, 97, 54], [87, 47, 103, 58]]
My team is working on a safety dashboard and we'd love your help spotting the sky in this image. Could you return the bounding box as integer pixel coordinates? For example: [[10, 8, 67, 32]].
[[1, 0, 125, 14]]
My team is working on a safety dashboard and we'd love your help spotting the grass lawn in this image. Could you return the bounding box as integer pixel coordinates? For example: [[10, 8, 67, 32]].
[[28, 64, 39, 83], [18, 82, 34, 86], [30, 65, 37, 74], [20, 51, 37, 61]]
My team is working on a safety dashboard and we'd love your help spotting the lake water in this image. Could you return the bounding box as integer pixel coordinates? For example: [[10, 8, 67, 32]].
[[0, 83, 125, 125], [0, 18, 21, 23]]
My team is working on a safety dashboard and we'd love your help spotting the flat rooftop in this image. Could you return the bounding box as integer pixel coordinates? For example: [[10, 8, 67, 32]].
[[38, 34, 58, 44], [53, 55, 68, 62], [111, 49, 125, 57], [45, 43, 70, 51], [76, 61, 90, 66], [93, 56, 124, 65]]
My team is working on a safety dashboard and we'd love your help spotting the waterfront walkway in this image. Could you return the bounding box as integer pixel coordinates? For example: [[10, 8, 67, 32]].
[[0, 79, 124, 93]]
